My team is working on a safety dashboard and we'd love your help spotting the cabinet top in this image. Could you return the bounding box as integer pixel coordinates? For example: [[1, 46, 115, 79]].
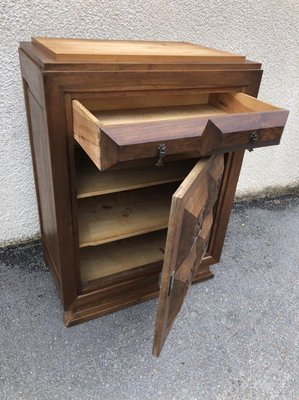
[[31, 37, 246, 64]]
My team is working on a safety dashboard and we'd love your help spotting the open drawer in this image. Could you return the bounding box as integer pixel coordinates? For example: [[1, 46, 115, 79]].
[[73, 93, 288, 170]]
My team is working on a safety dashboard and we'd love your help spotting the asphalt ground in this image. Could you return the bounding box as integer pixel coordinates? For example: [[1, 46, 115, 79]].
[[0, 195, 298, 400]]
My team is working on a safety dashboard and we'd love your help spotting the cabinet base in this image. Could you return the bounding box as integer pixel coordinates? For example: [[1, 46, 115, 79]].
[[64, 264, 214, 327]]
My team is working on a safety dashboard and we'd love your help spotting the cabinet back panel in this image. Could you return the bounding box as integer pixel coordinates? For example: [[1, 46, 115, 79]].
[[80, 230, 166, 285]]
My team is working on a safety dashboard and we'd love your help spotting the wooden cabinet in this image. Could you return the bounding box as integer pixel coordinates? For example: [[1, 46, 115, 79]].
[[19, 38, 288, 356]]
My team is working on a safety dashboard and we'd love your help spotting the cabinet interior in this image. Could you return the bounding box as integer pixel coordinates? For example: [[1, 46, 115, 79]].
[[78, 183, 176, 247], [75, 150, 198, 291], [80, 230, 167, 290], [75, 89, 265, 292]]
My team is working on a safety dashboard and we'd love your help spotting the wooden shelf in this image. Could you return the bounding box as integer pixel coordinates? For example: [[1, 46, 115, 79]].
[[80, 230, 166, 284], [78, 183, 177, 247], [93, 103, 226, 126], [76, 155, 196, 199]]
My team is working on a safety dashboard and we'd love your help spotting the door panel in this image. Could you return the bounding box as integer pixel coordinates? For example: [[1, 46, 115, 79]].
[[152, 154, 224, 356]]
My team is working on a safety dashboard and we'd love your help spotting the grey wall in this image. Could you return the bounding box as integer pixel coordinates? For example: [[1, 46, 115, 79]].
[[1, 0, 299, 245]]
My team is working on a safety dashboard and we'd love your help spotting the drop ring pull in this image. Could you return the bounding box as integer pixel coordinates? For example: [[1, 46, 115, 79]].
[[156, 144, 167, 167]]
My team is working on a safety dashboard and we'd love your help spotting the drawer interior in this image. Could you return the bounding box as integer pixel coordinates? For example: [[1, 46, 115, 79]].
[[92, 102, 226, 125], [73, 91, 288, 171], [90, 92, 280, 126]]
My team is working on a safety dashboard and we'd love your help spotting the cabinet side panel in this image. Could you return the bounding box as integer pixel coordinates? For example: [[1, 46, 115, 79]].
[[19, 50, 45, 106], [25, 88, 61, 282], [20, 51, 79, 310], [43, 78, 80, 309]]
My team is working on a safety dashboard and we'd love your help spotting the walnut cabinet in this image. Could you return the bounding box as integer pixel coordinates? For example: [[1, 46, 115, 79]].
[[19, 38, 288, 356]]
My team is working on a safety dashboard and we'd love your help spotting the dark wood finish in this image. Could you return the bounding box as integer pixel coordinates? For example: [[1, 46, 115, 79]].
[[19, 38, 288, 355], [73, 93, 288, 170], [205, 151, 245, 262], [153, 155, 224, 356], [20, 71, 63, 299], [60, 150, 246, 330]]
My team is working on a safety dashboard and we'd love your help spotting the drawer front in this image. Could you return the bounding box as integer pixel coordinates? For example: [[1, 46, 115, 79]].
[[73, 93, 288, 170]]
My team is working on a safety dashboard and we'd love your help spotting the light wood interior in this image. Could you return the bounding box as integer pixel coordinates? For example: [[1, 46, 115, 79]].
[[76, 153, 197, 198], [93, 103, 227, 126], [85, 92, 281, 127], [78, 183, 178, 248], [75, 137, 197, 287], [81, 92, 210, 112], [80, 230, 166, 283], [209, 92, 282, 113]]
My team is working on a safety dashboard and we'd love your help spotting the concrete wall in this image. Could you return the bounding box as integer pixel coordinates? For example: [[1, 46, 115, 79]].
[[1, 0, 298, 245]]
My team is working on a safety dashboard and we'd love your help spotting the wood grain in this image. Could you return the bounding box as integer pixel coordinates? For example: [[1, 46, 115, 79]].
[[44, 69, 263, 93], [32, 37, 246, 64], [65, 257, 214, 327], [26, 88, 61, 278], [78, 183, 178, 247], [93, 104, 226, 125], [73, 93, 288, 170], [76, 153, 197, 198], [20, 38, 279, 334], [211, 92, 283, 113], [81, 92, 210, 112], [153, 154, 224, 356], [21, 41, 263, 71], [80, 230, 166, 283]]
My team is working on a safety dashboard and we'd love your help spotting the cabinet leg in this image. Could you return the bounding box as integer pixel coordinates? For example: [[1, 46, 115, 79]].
[[193, 264, 214, 283]]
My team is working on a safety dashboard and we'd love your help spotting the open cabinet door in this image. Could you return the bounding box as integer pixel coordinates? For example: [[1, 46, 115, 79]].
[[153, 154, 224, 356]]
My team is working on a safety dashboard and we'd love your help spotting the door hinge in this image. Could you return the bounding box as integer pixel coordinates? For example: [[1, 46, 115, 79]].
[[168, 271, 175, 296]]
